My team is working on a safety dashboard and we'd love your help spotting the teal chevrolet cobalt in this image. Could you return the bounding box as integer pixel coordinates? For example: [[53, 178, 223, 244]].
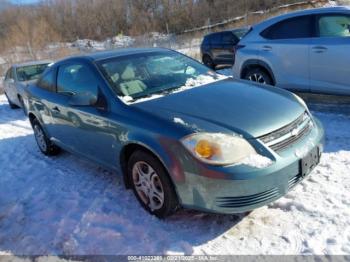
[[25, 48, 324, 218]]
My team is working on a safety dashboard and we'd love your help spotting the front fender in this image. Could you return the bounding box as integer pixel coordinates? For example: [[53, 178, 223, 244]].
[[120, 131, 188, 204]]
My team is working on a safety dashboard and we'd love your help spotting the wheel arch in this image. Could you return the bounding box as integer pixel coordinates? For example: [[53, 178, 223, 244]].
[[27, 111, 50, 137], [240, 59, 276, 85], [119, 141, 179, 198], [28, 112, 38, 126]]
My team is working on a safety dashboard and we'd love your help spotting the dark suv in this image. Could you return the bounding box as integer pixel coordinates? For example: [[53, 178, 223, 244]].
[[200, 28, 249, 69]]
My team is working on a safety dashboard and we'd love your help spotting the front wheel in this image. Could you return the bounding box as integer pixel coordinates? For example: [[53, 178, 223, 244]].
[[128, 150, 179, 218], [244, 68, 273, 85], [32, 119, 61, 156]]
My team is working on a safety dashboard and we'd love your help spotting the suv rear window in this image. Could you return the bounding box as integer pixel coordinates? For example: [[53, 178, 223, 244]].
[[222, 32, 238, 44], [261, 15, 313, 39], [202, 36, 210, 45], [209, 33, 221, 44]]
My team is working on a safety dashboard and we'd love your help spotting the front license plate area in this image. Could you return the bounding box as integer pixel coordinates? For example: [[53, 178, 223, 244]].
[[300, 147, 320, 177]]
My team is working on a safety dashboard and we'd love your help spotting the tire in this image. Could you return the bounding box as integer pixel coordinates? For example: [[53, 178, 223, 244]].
[[4, 93, 19, 109], [202, 55, 216, 70], [244, 67, 273, 85], [127, 150, 179, 218], [32, 119, 61, 156]]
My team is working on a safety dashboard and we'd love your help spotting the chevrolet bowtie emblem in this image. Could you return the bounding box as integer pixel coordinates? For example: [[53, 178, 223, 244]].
[[291, 128, 299, 137]]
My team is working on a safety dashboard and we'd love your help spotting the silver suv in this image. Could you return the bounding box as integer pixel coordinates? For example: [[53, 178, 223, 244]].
[[232, 7, 350, 95]]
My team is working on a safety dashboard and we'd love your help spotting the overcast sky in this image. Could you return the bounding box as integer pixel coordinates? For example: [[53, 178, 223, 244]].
[[10, 0, 38, 4]]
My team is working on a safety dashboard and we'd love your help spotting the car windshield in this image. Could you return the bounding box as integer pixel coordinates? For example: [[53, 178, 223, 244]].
[[98, 51, 224, 101], [16, 64, 50, 82]]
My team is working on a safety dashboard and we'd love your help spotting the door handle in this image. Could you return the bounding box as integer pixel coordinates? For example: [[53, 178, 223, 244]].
[[312, 46, 328, 53], [52, 106, 60, 112], [262, 45, 272, 51]]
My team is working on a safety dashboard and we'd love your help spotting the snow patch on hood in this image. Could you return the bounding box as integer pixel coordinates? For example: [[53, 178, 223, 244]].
[[239, 154, 273, 169], [174, 117, 186, 125], [173, 117, 202, 132], [119, 73, 228, 105]]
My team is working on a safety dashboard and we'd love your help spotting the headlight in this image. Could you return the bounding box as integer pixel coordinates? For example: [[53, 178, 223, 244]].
[[181, 133, 257, 165]]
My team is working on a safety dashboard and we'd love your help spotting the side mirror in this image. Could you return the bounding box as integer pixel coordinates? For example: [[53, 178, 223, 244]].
[[69, 92, 97, 107]]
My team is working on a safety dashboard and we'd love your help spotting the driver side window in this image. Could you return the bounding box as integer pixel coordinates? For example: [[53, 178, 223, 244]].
[[57, 63, 98, 96]]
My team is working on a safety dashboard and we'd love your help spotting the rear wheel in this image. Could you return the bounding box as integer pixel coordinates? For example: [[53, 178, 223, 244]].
[[202, 55, 215, 69], [4, 93, 19, 109], [244, 68, 273, 85], [32, 119, 60, 156], [128, 150, 179, 218]]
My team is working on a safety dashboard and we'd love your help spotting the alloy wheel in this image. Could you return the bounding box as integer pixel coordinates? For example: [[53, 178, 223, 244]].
[[132, 161, 165, 211], [34, 125, 47, 152], [248, 73, 267, 84]]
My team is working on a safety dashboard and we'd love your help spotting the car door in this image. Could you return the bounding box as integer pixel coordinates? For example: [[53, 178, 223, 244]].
[[52, 61, 117, 168], [259, 15, 314, 91], [310, 13, 350, 95]]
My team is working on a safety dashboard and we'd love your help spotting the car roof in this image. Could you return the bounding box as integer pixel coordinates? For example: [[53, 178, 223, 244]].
[[13, 60, 53, 68], [58, 48, 172, 63], [254, 6, 350, 29]]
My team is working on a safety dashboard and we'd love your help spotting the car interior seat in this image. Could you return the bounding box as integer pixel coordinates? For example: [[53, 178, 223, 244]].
[[119, 66, 147, 96]]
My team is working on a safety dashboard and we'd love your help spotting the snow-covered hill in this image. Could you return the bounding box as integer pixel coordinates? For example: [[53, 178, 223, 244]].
[[0, 94, 349, 255]]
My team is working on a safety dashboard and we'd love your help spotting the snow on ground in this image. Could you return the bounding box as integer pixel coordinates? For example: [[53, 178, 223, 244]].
[[0, 92, 349, 255]]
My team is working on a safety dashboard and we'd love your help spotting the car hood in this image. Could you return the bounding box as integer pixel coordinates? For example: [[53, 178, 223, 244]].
[[132, 79, 305, 138], [22, 79, 38, 85]]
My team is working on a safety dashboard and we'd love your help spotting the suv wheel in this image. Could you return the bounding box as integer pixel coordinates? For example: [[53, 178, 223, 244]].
[[128, 150, 179, 218], [203, 55, 215, 69], [244, 68, 272, 85], [32, 119, 61, 156], [5, 93, 19, 109]]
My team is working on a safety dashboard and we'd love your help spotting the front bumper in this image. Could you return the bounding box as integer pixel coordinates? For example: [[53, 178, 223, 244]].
[[175, 117, 325, 214]]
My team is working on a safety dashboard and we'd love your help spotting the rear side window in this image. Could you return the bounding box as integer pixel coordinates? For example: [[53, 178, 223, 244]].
[[16, 64, 49, 82], [37, 69, 56, 92], [318, 14, 350, 37], [222, 32, 238, 44], [261, 15, 313, 39], [209, 33, 222, 44], [57, 63, 98, 96], [202, 36, 209, 45], [5, 68, 12, 80]]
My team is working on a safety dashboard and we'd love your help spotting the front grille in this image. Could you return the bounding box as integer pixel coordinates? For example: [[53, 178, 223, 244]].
[[216, 187, 281, 208], [258, 112, 313, 152], [288, 174, 303, 190]]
